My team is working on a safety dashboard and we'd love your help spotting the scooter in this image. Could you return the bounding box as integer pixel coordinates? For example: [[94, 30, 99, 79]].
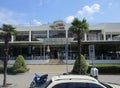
[[30, 73, 48, 88]]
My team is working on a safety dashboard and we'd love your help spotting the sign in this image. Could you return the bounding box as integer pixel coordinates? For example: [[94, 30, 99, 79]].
[[89, 45, 95, 60], [50, 21, 65, 29]]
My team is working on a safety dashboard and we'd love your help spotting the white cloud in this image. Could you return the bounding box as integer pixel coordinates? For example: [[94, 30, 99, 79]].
[[0, 8, 26, 25], [65, 16, 75, 23], [32, 19, 42, 26], [0, 8, 42, 26], [65, 3, 101, 22], [78, 3, 100, 17]]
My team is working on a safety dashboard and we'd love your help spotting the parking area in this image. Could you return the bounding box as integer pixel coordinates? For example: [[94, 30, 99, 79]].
[[0, 65, 120, 88]]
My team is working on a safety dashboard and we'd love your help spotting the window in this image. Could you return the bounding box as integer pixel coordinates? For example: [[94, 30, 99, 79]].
[[69, 82, 87, 88], [52, 82, 87, 88], [88, 83, 104, 88], [52, 83, 67, 88], [49, 30, 66, 38]]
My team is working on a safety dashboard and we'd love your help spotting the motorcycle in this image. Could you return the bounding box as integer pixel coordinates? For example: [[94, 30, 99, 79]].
[[30, 73, 48, 88]]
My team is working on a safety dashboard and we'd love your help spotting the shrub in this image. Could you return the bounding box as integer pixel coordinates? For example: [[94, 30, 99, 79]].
[[12, 55, 29, 73], [0, 65, 13, 74], [72, 54, 88, 74], [87, 65, 120, 74]]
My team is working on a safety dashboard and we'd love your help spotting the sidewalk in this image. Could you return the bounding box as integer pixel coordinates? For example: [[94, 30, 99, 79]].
[[0, 65, 120, 88], [28, 64, 73, 73], [0, 65, 73, 88]]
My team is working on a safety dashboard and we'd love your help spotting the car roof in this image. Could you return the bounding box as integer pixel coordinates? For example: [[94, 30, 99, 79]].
[[52, 75, 98, 83]]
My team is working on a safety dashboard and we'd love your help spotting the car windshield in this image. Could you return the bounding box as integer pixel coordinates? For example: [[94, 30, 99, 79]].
[[43, 79, 113, 88], [100, 82, 112, 88], [44, 80, 52, 88]]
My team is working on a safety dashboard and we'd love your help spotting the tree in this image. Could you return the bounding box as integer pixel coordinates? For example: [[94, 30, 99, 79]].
[[69, 18, 89, 74], [13, 55, 29, 73], [0, 24, 16, 86], [72, 54, 88, 74]]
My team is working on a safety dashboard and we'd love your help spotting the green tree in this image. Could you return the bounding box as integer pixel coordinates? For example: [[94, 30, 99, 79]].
[[69, 18, 89, 74], [13, 55, 29, 73], [73, 54, 88, 74], [0, 24, 16, 86]]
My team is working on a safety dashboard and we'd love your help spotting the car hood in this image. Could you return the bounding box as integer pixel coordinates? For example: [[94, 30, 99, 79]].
[[107, 83, 120, 88]]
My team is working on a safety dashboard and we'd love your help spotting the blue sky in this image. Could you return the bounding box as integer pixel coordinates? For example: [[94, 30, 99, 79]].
[[0, 0, 120, 26]]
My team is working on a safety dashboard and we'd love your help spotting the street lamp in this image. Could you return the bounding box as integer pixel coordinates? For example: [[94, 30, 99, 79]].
[[65, 29, 69, 74]]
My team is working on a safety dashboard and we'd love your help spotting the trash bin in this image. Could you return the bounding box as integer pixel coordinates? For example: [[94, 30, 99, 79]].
[[90, 67, 99, 79]]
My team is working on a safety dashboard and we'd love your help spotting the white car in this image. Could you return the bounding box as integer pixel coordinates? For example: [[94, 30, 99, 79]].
[[41, 75, 120, 88]]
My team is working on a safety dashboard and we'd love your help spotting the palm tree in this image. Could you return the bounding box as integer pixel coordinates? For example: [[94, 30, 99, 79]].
[[69, 18, 89, 74], [0, 24, 16, 86]]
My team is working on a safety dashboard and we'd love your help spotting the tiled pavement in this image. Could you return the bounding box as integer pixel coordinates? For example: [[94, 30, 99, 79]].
[[0, 65, 120, 88]]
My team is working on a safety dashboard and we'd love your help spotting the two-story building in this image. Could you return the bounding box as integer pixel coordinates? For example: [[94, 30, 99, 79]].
[[0, 21, 120, 64]]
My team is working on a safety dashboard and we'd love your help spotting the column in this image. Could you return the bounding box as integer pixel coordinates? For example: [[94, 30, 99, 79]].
[[29, 30, 31, 42], [110, 34, 112, 40], [11, 35, 14, 42], [84, 33, 87, 41], [103, 32, 106, 41], [47, 30, 49, 38]]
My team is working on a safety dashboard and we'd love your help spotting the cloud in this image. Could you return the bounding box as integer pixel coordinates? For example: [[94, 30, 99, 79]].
[[65, 3, 101, 22], [65, 16, 75, 23], [0, 8, 42, 26], [78, 3, 100, 17], [31, 19, 42, 26], [0, 8, 26, 25]]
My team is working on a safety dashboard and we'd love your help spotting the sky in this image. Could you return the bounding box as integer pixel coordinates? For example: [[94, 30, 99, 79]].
[[0, 0, 120, 26]]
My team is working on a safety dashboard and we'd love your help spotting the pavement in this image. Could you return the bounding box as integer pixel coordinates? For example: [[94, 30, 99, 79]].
[[0, 65, 120, 88]]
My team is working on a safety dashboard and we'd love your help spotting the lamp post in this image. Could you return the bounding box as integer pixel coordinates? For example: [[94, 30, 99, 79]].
[[65, 29, 69, 74]]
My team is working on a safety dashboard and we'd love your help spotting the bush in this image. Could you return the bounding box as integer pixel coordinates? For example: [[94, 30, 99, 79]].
[[12, 55, 29, 73], [87, 65, 120, 74], [72, 54, 88, 74], [0, 65, 13, 74]]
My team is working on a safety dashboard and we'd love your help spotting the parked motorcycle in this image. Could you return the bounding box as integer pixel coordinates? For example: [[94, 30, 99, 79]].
[[30, 73, 48, 88]]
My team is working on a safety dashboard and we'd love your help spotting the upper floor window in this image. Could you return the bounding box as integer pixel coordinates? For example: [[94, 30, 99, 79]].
[[15, 31, 29, 41], [32, 31, 47, 41], [49, 30, 66, 38]]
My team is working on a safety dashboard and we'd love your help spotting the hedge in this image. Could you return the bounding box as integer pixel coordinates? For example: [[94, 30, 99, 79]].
[[87, 65, 120, 74], [0, 65, 13, 74]]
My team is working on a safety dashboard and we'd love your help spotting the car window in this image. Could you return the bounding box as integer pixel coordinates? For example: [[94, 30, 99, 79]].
[[88, 83, 104, 88], [52, 82, 87, 88], [52, 83, 67, 88], [68, 82, 87, 88]]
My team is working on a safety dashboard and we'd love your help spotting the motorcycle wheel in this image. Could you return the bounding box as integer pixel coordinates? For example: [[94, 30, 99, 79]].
[[30, 81, 36, 88]]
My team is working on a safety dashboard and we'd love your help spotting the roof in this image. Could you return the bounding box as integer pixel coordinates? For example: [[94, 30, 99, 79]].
[[90, 23, 120, 33], [14, 24, 51, 31], [51, 75, 98, 82], [12, 23, 120, 33]]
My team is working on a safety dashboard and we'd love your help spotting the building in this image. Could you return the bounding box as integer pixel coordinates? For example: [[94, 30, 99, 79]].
[[0, 21, 120, 64]]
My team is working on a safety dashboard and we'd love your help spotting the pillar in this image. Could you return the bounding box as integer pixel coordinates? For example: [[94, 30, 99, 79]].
[[29, 30, 31, 42], [11, 35, 14, 42], [84, 33, 87, 41], [103, 32, 106, 41]]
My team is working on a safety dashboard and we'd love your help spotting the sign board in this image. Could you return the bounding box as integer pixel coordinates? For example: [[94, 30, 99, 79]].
[[50, 21, 65, 29], [89, 45, 95, 60]]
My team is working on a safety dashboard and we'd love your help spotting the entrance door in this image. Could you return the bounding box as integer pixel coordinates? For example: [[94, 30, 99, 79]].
[[54, 50, 58, 59]]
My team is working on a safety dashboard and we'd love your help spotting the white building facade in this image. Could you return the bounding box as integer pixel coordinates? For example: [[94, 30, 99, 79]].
[[0, 21, 120, 64]]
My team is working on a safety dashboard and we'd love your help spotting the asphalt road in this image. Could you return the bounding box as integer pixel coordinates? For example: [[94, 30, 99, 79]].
[[0, 65, 120, 88]]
